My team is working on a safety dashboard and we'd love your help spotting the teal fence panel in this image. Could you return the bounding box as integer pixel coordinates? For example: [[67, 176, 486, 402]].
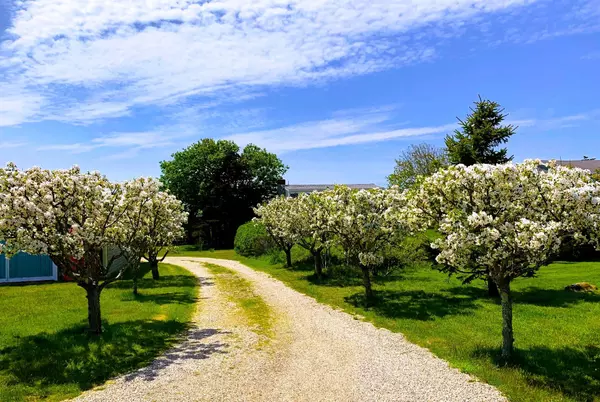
[[0, 257, 5, 279], [9, 253, 54, 279]]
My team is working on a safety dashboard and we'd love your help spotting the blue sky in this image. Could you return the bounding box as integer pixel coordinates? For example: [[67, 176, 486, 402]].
[[0, 0, 599, 186]]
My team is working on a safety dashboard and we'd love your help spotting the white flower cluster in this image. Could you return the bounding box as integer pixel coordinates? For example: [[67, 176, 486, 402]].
[[255, 186, 406, 267], [0, 164, 187, 280], [404, 159, 600, 282], [256, 160, 600, 284], [121, 177, 188, 261]]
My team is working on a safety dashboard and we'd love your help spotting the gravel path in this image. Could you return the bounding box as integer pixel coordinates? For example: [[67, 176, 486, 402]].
[[75, 257, 505, 402]]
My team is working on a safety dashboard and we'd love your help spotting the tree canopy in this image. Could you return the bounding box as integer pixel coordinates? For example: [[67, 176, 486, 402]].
[[0, 164, 185, 334], [160, 139, 287, 248], [387, 143, 448, 190], [121, 177, 187, 284], [404, 160, 597, 359], [445, 96, 515, 166]]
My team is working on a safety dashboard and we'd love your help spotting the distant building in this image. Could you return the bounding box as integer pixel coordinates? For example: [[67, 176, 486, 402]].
[[278, 182, 381, 198], [541, 159, 600, 172]]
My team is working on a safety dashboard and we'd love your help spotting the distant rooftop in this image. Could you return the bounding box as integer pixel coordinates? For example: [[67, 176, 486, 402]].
[[541, 159, 600, 172], [282, 183, 380, 196]]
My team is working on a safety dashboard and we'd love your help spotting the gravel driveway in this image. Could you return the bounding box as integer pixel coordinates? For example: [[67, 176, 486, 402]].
[[75, 257, 505, 402]]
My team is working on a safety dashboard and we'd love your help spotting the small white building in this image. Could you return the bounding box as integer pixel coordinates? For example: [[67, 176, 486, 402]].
[[280, 183, 381, 198]]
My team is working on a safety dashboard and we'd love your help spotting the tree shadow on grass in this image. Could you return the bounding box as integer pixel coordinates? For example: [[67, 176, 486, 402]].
[[307, 273, 363, 287], [121, 292, 200, 305], [512, 287, 600, 308], [107, 275, 199, 290], [474, 345, 600, 401], [446, 285, 493, 300], [0, 320, 227, 398], [345, 289, 478, 320]]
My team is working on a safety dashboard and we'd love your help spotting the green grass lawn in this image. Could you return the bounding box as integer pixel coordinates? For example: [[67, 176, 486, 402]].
[[172, 247, 600, 402], [0, 263, 198, 401]]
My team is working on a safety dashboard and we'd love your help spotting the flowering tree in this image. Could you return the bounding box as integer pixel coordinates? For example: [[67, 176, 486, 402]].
[[121, 178, 187, 292], [286, 192, 331, 279], [404, 160, 597, 359], [254, 196, 296, 267], [323, 186, 405, 300], [0, 164, 138, 334]]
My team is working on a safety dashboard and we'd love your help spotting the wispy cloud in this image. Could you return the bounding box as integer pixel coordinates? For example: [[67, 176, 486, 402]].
[[225, 107, 600, 153], [0, 0, 543, 126], [509, 110, 600, 130], [226, 106, 456, 152], [582, 51, 600, 60], [37, 126, 194, 156], [0, 142, 28, 149]]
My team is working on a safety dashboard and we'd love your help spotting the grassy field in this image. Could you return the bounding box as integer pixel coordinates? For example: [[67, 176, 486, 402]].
[[172, 247, 600, 402], [0, 263, 198, 401]]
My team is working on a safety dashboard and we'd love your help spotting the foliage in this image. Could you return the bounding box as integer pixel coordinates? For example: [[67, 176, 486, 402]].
[[371, 234, 430, 277], [281, 192, 331, 278], [319, 186, 405, 298], [0, 263, 198, 401], [445, 96, 515, 166], [404, 160, 598, 359], [255, 186, 406, 297], [0, 165, 187, 332], [121, 177, 187, 283], [0, 165, 136, 333], [254, 196, 297, 267], [160, 139, 287, 248], [387, 143, 449, 190], [234, 221, 275, 257]]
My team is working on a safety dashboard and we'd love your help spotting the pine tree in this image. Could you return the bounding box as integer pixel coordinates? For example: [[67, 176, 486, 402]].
[[445, 96, 515, 166], [445, 96, 516, 298]]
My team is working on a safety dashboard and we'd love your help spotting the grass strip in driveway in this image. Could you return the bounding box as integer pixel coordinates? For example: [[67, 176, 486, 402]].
[[204, 263, 274, 348]]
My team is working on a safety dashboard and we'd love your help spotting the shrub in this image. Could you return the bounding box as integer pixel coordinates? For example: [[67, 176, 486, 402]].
[[234, 221, 275, 257], [371, 233, 430, 277]]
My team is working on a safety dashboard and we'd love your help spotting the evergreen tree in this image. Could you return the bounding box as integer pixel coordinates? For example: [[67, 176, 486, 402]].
[[445, 96, 515, 166], [445, 96, 516, 298]]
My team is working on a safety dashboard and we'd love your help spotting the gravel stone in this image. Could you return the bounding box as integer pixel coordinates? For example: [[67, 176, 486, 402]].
[[74, 257, 505, 402]]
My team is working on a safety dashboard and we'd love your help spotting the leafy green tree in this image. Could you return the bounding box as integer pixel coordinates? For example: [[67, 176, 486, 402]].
[[160, 139, 287, 248], [445, 96, 515, 166], [387, 143, 448, 189], [445, 96, 516, 297]]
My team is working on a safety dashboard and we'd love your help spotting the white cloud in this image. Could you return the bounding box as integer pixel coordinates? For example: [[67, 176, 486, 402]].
[[226, 107, 600, 153], [0, 0, 539, 125], [0, 141, 28, 149], [226, 106, 456, 152], [509, 110, 600, 130], [582, 51, 600, 60], [0, 85, 45, 127], [37, 126, 193, 155]]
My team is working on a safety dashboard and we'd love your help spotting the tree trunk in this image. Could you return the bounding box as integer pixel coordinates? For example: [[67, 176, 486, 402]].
[[360, 264, 374, 302], [150, 259, 160, 280], [85, 285, 103, 334], [498, 280, 514, 361], [133, 274, 138, 295], [285, 247, 292, 268], [487, 272, 500, 298], [312, 249, 323, 279]]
